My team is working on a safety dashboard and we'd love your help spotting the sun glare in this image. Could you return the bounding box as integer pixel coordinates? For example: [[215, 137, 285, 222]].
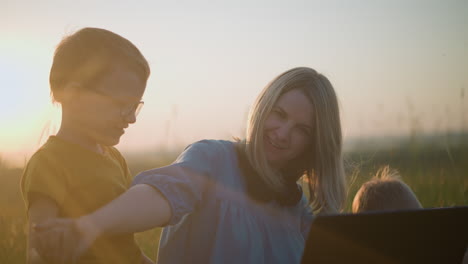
[[0, 36, 58, 166]]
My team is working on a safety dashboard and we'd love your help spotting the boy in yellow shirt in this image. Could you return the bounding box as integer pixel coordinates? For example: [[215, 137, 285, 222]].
[[21, 27, 152, 264]]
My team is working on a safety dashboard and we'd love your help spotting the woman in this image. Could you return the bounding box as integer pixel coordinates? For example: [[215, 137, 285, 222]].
[[36, 67, 347, 264]]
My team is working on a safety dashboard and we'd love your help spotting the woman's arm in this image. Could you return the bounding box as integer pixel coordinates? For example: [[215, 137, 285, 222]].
[[76, 184, 172, 240], [36, 184, 172, 261]]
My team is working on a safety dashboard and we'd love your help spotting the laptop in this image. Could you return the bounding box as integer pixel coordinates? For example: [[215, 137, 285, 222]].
[[301, 206, 468, 264]]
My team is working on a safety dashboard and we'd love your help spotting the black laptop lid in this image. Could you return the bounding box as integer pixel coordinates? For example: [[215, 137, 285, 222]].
[[302, 207, 468, 264]]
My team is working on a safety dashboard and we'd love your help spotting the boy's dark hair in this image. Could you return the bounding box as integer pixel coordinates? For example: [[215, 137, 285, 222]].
[[49, 27, 150, 102], [352, 166, 422, 213]]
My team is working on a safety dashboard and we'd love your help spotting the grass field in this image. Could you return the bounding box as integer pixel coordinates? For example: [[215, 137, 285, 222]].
[[1, 136, 467, 263]]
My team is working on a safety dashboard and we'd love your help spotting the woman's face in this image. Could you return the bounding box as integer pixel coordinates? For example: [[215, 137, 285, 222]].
[[263, 89, 314, 169]]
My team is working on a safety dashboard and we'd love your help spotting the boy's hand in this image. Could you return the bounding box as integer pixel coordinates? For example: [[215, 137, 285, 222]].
[[34, 218, 82, 264]]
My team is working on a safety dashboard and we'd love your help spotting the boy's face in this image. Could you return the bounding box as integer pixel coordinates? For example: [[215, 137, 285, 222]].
[[68, 64, 147, 147]]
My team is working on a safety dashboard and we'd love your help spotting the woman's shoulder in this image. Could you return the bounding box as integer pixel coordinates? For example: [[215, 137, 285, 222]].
[[175, 139, 239, 178], [189, 139, 235, 149], [183, 139, 236, 158], [171, 139, 236, 167]]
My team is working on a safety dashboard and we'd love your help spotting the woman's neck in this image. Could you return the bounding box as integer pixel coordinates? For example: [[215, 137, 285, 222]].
[[235, 143, 302, 206]]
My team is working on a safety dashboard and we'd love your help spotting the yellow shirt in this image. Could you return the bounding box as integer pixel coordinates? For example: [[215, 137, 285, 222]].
[[21, 136, 142, 264]]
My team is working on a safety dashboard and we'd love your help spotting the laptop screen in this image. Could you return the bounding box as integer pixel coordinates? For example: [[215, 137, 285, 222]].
[[301, 207, 468, 264]]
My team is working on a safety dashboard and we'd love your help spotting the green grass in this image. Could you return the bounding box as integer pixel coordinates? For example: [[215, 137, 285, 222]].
[[1, 141, 467, 263], [344, 142, 468, 211], [0, 216, 27, 264]]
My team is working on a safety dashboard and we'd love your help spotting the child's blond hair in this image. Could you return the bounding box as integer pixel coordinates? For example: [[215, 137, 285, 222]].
[[49, 27, 150, 102], [352, 166, 422, 213]]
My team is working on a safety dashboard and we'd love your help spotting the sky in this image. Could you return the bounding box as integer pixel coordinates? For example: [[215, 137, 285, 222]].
[[1, 0, 467, 166]]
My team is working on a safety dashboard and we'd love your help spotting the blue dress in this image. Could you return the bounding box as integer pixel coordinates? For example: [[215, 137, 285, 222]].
[[133, 140, 313, 264]]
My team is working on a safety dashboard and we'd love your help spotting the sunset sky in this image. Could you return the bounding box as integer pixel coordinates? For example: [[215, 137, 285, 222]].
[[1, 0, 467, 165]]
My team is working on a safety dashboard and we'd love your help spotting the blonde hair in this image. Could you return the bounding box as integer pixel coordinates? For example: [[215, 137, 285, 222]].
[[241, 67, 346, 214], [352, 166, 422, 213]]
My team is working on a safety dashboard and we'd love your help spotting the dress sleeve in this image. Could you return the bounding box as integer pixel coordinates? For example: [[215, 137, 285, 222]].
[[21, 151, 67, 211], [132, 140, 221, 226]]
